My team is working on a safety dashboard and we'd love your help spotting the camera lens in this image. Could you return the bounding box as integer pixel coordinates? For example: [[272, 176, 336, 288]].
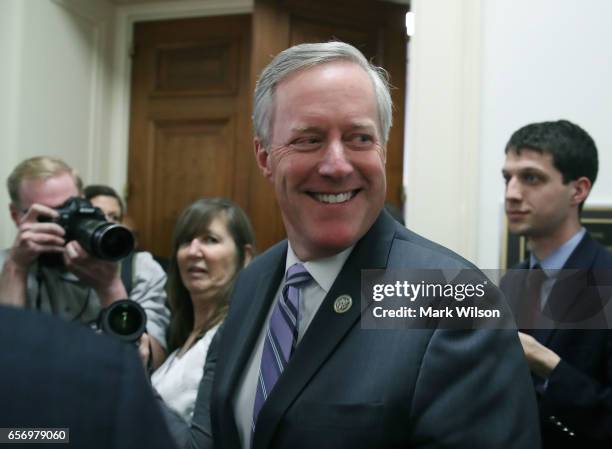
[[98, 300, 147, 343], [93, 224, 135, 260], [110, 309, 141, 334], [77, 220, 135, 261]]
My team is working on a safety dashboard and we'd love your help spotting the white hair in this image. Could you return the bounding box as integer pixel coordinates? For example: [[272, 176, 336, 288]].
[[253, 41, 393, 149]]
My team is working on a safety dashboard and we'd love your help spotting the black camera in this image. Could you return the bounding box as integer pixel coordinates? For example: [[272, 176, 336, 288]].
[[38, 197, 134, 265], [98, 299, 147, 343]]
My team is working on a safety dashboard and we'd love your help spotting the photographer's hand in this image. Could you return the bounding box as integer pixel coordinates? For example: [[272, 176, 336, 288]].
[[137, 333, 166, 373], [138, 332, 152, 372], [9, 204, 65, 268], [64, 241, 128, 308], [0, 204, 65, 307], [64, 243, 167, 368]]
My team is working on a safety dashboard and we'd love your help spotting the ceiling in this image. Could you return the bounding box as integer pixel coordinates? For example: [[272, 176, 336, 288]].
[[109, 0, 409, 5], [109, 0, 201, 4]]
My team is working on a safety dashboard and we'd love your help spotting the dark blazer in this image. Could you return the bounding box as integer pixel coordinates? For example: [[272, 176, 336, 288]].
[[0, 306, 177, 449], [501, 233, 612, 448], [171, 211, 540, 448]]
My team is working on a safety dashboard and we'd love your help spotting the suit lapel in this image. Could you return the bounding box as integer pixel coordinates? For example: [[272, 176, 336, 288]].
[[253, 212, 396, 449], [224, 255, 286, 394], [214, 243, 287, 449]]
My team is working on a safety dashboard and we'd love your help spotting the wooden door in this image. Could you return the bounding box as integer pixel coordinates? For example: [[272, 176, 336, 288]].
[[127, 15, 251, 258], [249, 0, 408, 250]]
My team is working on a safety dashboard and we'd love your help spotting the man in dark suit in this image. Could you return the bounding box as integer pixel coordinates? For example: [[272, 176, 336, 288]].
[[500, 120, 612, 448], [0, 305, 177, 449], [166, 41, 540, 449]]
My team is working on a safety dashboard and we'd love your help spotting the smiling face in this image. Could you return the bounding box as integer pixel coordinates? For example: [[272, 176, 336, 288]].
[[255, 61, 387, 261], [502, 148, 585, 240], [176, 216, 239, 301]]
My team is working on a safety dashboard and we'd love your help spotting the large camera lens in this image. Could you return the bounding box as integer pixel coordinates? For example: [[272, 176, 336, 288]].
[[98, 300, 147, 343], [77, 220, 135, 261]]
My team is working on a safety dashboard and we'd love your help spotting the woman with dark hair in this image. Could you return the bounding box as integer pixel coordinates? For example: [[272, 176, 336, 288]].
[[150, 198, 255, 423]]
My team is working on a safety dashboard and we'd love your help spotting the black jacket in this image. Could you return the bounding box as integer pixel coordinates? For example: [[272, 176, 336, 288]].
[[0, 306, 177, 449], [501, 233, 612, 449]]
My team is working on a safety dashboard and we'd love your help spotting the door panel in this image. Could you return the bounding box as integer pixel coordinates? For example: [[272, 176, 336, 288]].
[[148, 118, 235, 256], [127, 15, 251, 258]]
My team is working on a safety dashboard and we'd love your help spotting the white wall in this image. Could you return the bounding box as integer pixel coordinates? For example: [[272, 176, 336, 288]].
[[407, 0, 612, 268], [0, 0, 24, 246], [406, 0, 482, 263], [0, 0, 115, 248], [478, 0, 612, 267], [18, 0, 115, 178]]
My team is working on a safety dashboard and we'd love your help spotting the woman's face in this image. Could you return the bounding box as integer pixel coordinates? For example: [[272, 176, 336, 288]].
[[177, 216, 239, 299]]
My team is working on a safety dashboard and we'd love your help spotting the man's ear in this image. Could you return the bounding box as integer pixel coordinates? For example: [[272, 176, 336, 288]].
[[9, 203, 20, 226], [242, 244, 254, 267], [571, 176, 592, 206], [254, 138, 272, 180]]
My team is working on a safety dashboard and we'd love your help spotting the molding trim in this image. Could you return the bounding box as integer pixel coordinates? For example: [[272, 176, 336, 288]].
[[0, 0, 25, 247], [51, 0, 108, 22], [52, 0, 110, 184], [107, 0, 253, 193], [406, 0, 481, 262]]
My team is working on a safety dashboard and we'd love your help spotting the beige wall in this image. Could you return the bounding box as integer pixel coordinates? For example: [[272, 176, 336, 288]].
[[0, 0, 116, 247], [406, 0, 481, 263], [407, 0, 612, 268], [477, 0, 612, 268]]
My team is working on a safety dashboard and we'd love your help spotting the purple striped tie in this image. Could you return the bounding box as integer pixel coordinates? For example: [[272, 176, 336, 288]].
[[252, 263, 311, 435]]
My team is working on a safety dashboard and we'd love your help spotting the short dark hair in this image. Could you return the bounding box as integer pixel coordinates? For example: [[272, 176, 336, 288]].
[[167, 198, 256, 352], [83, 185, 125, 220], [505, 119, 598, 186]]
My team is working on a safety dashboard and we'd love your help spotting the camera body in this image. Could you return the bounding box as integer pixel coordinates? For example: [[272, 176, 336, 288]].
[[38, 197, 134, 264]]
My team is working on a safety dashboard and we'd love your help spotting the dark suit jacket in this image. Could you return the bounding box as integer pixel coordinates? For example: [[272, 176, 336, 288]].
[[0, 306, 177, 449], [501, 233, 612, 448], [168, 211, 540, 448]]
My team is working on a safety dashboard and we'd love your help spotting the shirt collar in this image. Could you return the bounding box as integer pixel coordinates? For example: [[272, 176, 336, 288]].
[[530, 227, 586, 272], [285, 243, 354, 293]]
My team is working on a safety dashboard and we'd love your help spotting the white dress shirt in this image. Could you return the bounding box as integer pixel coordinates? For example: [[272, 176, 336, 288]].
[[232, 243, 353, 449]]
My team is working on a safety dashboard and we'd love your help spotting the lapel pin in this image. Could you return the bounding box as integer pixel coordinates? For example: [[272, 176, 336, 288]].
[[333, 295, 352, 314]]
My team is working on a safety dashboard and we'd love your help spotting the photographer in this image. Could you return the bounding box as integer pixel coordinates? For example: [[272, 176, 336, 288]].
[[0, 157, 169, 367]]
